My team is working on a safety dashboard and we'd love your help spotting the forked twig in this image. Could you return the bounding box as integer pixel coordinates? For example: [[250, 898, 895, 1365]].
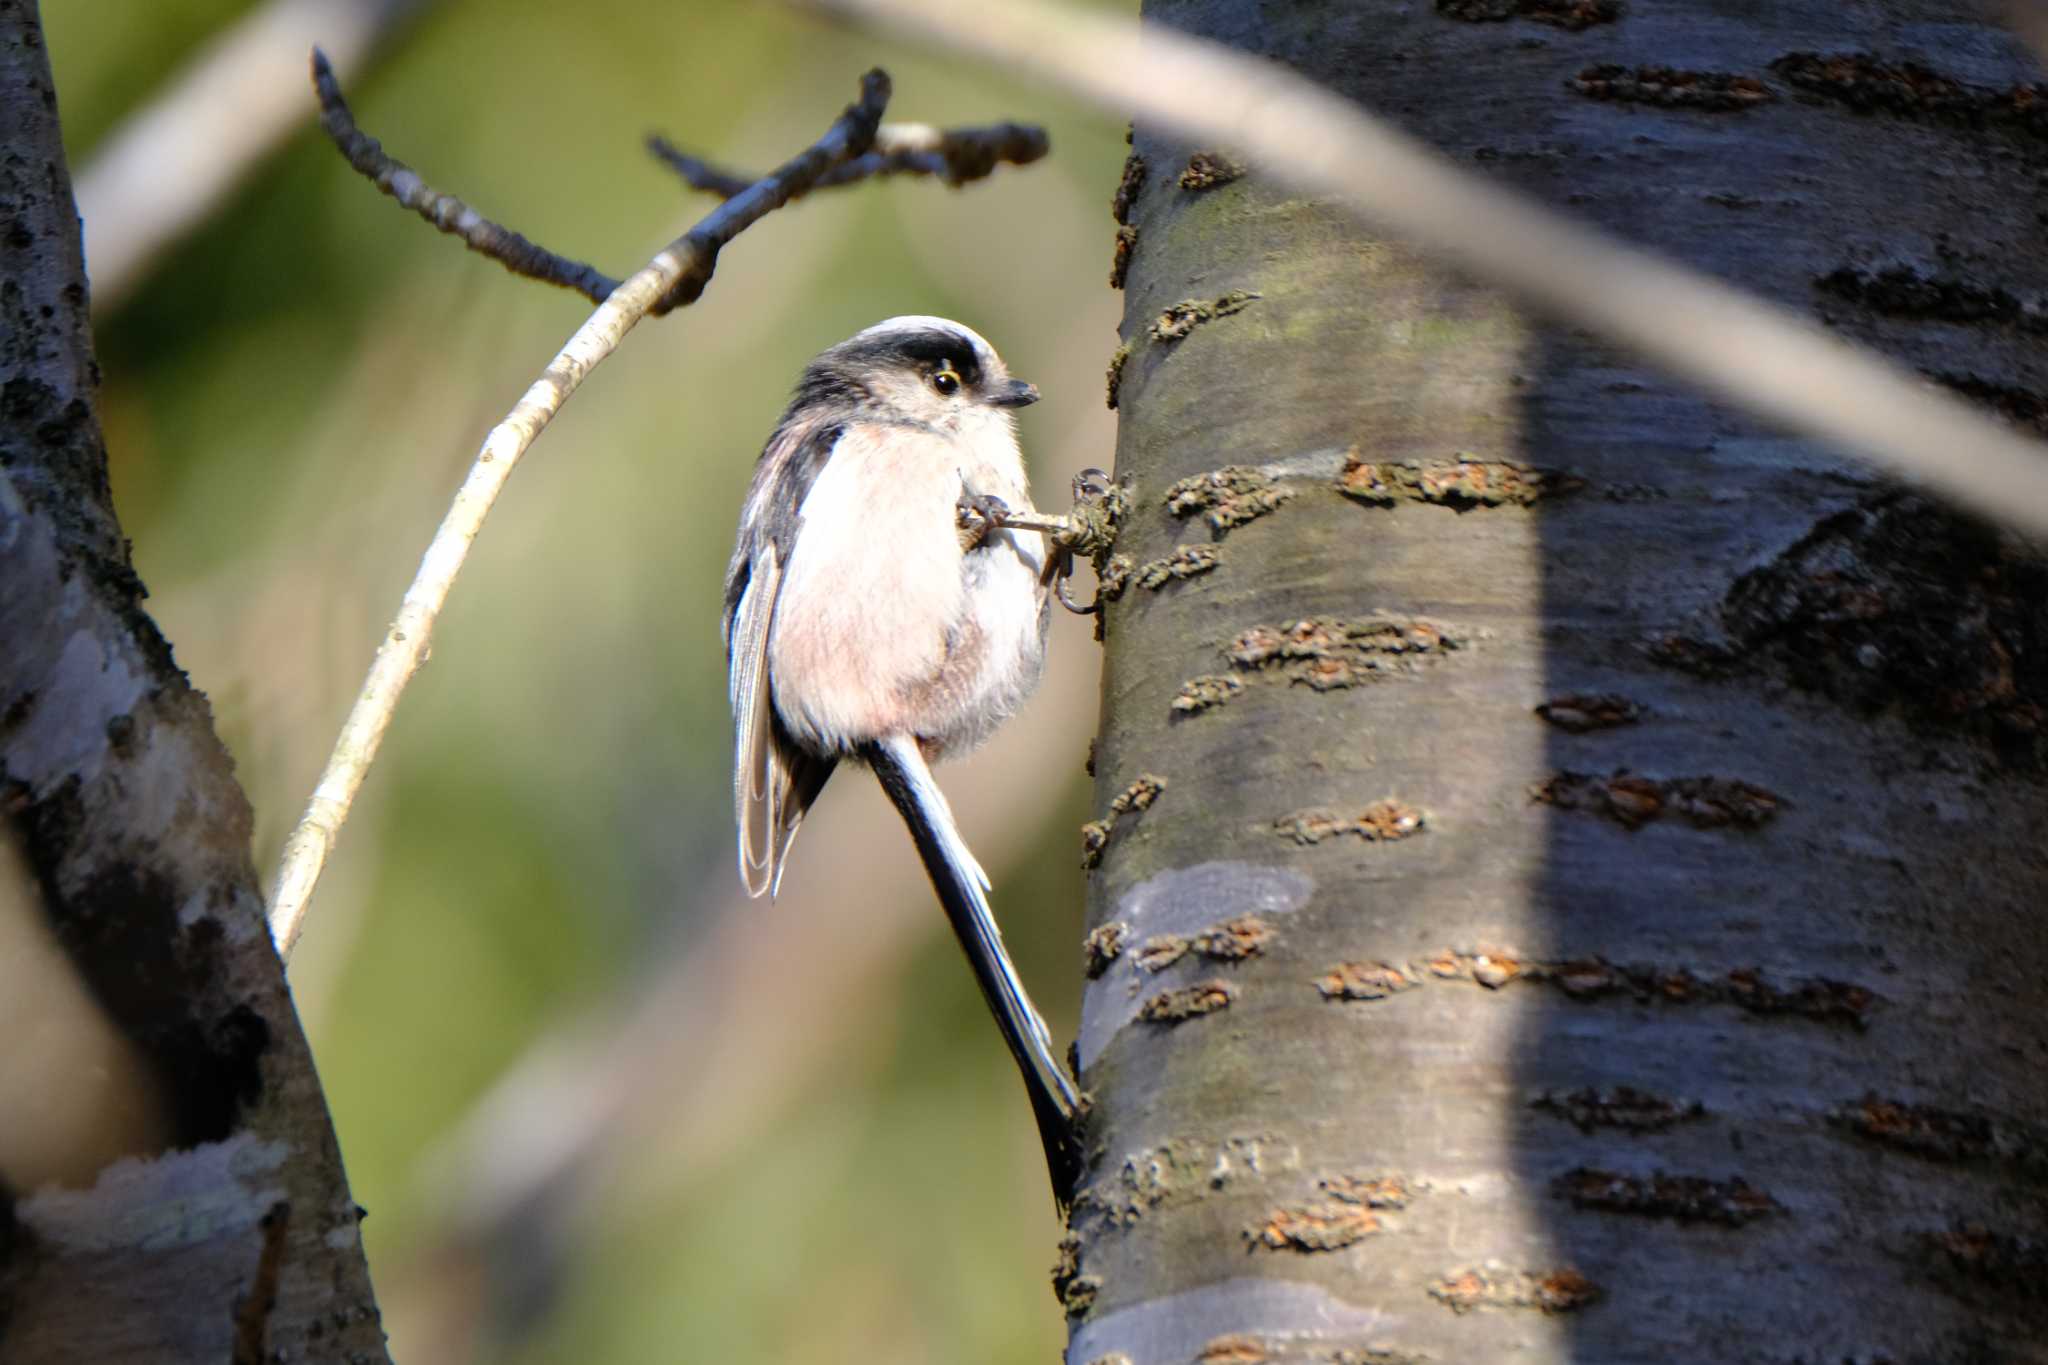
[[311, 49, 1048, 312], [271, 61, 1041, 954], [648, 119, 1048, 198]]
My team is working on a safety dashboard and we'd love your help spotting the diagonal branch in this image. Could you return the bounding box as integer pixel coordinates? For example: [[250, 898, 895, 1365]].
[[648, 70, 895, 313], [816, 0, 2048, 540], [649, 119, 1049, 199], [313, 52, 1050, 313], [267, 67, 894, 955]]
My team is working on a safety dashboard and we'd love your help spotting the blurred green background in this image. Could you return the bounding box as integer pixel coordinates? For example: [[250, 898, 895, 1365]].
[[45, 1, 1128, 1359]]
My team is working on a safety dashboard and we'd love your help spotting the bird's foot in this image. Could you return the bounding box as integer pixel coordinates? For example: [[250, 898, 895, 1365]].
[[956, 489, 1011, 552]]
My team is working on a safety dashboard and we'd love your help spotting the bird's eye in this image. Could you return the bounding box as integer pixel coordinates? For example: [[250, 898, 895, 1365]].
[[932, 364, 962, 396]]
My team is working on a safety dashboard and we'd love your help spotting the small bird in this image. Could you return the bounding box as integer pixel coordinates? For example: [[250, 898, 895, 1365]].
[[722, 316, 1079, 1192]]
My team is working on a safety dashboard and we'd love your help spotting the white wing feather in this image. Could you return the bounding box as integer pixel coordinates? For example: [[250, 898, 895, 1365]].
[[730, 547, 781, 897]]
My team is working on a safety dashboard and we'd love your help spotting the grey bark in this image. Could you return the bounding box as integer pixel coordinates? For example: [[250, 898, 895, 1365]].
[[0, 2, 389, 1360], [1067, 3, 2048, 1362]]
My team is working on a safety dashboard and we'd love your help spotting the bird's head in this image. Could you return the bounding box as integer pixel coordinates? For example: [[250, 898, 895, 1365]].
[[803, 315, 1038, 435]]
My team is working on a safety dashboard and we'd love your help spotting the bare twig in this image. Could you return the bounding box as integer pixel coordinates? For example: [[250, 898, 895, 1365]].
[[649, 119, 1048, 198], [76, 0, 430, 311], [267, 68, 894, 955], [994, 509, 1070, 536], [815, 0, 2048, 539], [312, 48, 622, 304]]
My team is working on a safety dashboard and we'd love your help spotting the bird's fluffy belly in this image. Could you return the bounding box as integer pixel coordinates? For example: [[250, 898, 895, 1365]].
[[768, 433, 1046, 756]]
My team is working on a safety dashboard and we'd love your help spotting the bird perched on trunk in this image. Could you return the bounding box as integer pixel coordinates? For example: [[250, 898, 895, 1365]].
[[722, 316, 1079, 1196]]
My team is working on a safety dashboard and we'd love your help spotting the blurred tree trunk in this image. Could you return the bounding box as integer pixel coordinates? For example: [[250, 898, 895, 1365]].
[[1067, 3, 2048, 1362], [0, 3, 389, 1361]]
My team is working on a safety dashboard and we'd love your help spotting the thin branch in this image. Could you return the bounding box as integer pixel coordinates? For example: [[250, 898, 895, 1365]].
[[76, 0, 430, 311], [648, 119, 1049, 198], [312, 48, 622, 304], [993, 509, 1069, 536], [267, 67, 894, 955], [815, 0, 2048, 539]]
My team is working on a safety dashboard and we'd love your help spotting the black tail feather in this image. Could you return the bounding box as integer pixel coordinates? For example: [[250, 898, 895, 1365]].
[[863, 736, 1082, 1206]]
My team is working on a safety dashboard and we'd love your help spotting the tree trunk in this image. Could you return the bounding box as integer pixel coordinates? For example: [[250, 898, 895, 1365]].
[[1067, 3, 2048, 1361], [0, 3, 389, 1360]]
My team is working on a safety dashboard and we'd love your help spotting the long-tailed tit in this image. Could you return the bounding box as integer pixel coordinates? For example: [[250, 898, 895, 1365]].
[[722, 316, 1079, 1191]]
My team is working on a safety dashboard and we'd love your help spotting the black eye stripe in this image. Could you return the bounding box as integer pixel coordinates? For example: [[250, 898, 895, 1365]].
[[843, 330, 985, 384]]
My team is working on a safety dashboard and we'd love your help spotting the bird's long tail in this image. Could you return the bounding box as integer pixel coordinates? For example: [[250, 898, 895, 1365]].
[[863, 734, 1081, 1202]]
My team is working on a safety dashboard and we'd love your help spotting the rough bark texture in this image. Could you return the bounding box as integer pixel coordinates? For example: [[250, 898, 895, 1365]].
[[1068, 3, 2048, 1362], [0, 3, 390, 1360]]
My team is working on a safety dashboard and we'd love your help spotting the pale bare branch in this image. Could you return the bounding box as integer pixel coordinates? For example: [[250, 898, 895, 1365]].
[[815, 0, 2048, 538], [75, 0, 429, 311]]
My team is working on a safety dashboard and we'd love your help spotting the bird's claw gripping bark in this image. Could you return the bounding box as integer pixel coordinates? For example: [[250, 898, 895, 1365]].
[[1049, 467, 1122, 616]]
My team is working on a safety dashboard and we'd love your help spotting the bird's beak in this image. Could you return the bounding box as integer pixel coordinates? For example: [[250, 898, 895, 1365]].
[[990, 378, 1040, 408]]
